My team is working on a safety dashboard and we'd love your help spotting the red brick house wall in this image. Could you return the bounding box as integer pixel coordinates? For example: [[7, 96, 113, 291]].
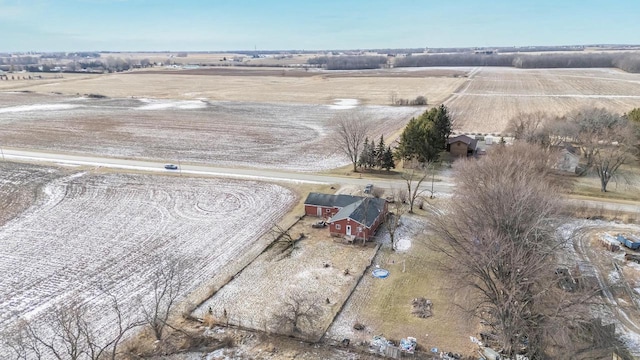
[[329, 202, 387, 241], [329, 218, 373, 240], [304, 205, 339, 218]]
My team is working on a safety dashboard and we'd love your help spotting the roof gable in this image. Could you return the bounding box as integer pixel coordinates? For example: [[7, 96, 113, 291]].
[[447, 135, 478, 149], [305, 192, 386, 228], [330, 197, 386, 228]]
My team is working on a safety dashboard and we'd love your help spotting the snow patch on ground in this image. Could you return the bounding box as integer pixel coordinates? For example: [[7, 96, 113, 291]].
[[608, 270, 621, 284], [395, 238, 412, 251], [628, 262, 640, 271], [619, 327, 640, 357], [136, 98, 208, 110], [386, 214, 427, 252], [329, 98, 359, 110], [0, 103, 83, 113]]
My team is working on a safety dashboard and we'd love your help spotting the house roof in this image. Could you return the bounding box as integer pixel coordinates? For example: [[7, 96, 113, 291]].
[[330, 197, 386, 228], [304, 192, 386, 228], [304, 193, 362, 208], [447, 135, 478, 149]]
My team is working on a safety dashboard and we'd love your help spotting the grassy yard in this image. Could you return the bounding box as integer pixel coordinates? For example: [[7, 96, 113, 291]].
[[326, 214, 479, 356], [367, 240, 479, 354], [569, 170, 640, 202]]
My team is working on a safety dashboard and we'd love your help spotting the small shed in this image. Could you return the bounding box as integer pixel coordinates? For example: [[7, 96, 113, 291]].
[[554, 148, 580, 174]]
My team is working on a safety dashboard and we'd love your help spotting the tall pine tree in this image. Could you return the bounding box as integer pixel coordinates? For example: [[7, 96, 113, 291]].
[[382, 146, 395, 171], [375, 135, 386, 169], [396, 105, 453, 164]]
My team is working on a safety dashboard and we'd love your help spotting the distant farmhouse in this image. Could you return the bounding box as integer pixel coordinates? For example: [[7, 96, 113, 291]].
[[447, 134, 478, 157], [304, 193, 387, 241]]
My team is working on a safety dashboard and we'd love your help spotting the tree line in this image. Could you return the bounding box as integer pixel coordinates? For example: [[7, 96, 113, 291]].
[[306, 55, 388, 70], [357, 135, 395, 171], [1, 57, 153, 73], [394, 52, 640, 73], [307, 52, 640, 73]]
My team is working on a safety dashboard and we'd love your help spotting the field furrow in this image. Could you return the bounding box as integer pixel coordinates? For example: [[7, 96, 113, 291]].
[[0, 167, 296, 357]]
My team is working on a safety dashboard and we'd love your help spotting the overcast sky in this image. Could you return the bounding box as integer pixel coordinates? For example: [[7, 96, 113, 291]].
[[1, 0, 638, 52]]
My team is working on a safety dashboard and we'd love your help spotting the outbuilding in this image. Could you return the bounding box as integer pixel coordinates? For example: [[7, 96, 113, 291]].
[[446, 135, 478, 157]]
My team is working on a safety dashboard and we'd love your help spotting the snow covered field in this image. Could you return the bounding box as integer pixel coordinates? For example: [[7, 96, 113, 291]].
[[0, 92, 421, 172], [0, 168, 295, 356]]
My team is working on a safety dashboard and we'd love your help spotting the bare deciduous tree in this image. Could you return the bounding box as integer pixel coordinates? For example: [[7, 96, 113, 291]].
[[3, 291, 141, 360], [430, 143, 604, 358], [507, 112, 546, 141], [139, 256, 187, 340], [384, 190, 407, 251], [401, 166, 430, 213], [334, 112, 371, 172], [564, 108, 637, 191], [270, 223, 294, 246], [273, 292, 323, 338]]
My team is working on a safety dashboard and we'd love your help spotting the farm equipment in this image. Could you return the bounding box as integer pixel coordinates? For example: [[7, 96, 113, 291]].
[[600, 233, 620, 252], [311, 220, 327, 228], [625, 253, 640, 264], [616, 234, 640, 250]]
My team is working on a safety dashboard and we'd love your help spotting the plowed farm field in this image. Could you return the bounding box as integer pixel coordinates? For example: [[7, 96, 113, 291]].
[[0, 165, 295, 357], [0, 68, 465, 106], [0, 92, 422, 171], [447, 67, 640, 134]]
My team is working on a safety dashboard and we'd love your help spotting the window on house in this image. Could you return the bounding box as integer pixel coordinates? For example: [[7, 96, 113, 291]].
[[335, 224, 341, 230]]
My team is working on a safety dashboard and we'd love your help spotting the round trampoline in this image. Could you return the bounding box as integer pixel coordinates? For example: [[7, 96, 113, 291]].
[[372, 268, 390, 279]]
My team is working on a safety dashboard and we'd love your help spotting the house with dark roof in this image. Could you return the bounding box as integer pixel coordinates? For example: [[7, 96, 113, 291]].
[[304, 193, 387, 241], [447, 135, 478, 157]]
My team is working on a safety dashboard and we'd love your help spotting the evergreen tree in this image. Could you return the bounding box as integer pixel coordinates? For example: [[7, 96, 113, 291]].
[[396, 116, 423, 161], [358, 137, 371, 169], [382, 146, 395, 171], [365, 139, 376, 169], [396, 106, 452, 164], [375, 135, 386, 169], [433, 104, 452, 150]]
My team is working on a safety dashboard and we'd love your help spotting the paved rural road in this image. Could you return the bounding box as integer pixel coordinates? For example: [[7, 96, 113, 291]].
[[1, 147, 455, 192], [3, 147, 638, 212]]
